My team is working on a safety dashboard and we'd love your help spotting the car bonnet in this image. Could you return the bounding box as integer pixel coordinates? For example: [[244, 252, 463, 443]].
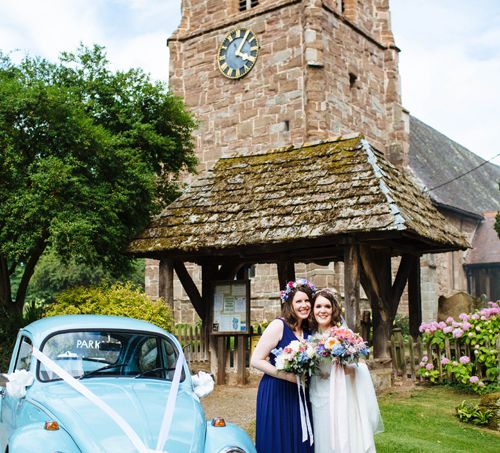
[[29, 378, 205, 452]]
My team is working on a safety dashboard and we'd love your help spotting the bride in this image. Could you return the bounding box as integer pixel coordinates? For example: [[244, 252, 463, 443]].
[[309, 289, 384, 453]]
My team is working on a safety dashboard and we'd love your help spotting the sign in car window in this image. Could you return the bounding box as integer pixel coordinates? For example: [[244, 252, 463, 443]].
[[212, 280, 250, 333]]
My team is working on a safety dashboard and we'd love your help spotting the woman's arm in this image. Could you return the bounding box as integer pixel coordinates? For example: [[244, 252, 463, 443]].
[[250, 319, 296, 383]]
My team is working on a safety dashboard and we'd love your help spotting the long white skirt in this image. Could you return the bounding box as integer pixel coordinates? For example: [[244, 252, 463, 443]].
[[310, 362, 383, 453]]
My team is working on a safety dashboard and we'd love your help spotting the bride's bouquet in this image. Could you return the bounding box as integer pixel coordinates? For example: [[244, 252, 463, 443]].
[[272, 339, 319, 377], [310, 326, 369, 365]]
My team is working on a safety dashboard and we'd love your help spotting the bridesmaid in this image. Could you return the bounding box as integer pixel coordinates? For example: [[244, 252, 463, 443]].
[[251, 278, 316, 453]]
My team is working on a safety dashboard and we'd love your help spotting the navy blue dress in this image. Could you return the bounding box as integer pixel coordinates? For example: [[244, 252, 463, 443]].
[[255, 318, 314, 453]]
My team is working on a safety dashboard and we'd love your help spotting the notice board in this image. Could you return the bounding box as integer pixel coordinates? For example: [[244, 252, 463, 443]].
[[212, 280, 250, 333]]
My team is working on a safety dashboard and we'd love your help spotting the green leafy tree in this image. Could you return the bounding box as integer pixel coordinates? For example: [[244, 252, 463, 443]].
[[26, 249, 145, 304], [0, 45, 197, 317]]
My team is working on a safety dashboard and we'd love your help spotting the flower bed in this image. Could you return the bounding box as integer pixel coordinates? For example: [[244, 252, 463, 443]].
[[417, 302, 499, 393]]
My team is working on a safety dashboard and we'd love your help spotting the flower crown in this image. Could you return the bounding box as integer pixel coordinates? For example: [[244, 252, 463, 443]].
[[280, 278, 316, 303]]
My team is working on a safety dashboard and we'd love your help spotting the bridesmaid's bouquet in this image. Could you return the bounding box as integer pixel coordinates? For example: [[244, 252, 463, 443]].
[[310, 326, 369, 365], [272, 339, 319, 377]]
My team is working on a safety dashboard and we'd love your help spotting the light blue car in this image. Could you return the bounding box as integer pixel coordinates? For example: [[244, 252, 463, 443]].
[[0, 315, 256, 453]]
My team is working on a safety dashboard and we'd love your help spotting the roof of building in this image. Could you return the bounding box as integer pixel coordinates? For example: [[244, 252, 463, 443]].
[[409, 116, 500, 217], [130, 136, 468, 260], [465, 211, 500, 265]]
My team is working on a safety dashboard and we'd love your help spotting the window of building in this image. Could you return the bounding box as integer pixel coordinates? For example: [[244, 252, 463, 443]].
[[239, 0, 259, 12]]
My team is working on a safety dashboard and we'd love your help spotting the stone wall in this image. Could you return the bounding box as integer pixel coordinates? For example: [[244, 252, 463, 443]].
[[168, 0, 408, 172]]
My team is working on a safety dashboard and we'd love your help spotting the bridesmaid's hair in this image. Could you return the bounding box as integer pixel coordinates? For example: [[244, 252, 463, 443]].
[[310, 288, 343, 331], [281, 283, 315, 330]]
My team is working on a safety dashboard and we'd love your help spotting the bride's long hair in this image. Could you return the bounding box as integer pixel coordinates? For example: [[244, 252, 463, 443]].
[[310, 288, 343, 332]]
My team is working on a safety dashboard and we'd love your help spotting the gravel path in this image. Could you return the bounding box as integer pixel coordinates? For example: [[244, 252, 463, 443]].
[[201, 384, 258, 440]]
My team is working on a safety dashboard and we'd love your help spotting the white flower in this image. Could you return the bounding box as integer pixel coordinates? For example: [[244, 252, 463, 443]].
[[6, 369, 34, 399], [192, 371, 214, 398], [306, 348, 316, 359], [275, 355, 286, 370], [289, 341, 301, 353]]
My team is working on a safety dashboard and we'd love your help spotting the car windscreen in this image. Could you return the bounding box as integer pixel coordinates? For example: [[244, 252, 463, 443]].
[[38, 330, 183, 382]]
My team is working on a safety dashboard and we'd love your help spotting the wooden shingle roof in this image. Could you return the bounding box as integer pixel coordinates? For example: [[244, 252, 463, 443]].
[[130, 136, 469, 260]]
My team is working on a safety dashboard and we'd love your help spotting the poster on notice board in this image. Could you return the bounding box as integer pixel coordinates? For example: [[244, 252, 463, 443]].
[[212, 280, 250, 333]]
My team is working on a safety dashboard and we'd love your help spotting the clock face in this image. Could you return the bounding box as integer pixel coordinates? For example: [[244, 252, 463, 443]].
[[217, 28, 259, 79]]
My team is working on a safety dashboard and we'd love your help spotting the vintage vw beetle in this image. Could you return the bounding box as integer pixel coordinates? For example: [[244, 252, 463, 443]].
[[0, 315, 256, 453]]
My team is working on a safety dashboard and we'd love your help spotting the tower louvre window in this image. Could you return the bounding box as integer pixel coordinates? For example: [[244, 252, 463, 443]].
[[239, 0, 259, 12]]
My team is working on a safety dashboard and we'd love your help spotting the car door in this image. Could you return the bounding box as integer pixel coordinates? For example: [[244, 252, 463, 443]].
[[0, 335, 33, 450]]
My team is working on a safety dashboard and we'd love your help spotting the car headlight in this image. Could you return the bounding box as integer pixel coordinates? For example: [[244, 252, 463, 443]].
[[217, 448, 246, 453]]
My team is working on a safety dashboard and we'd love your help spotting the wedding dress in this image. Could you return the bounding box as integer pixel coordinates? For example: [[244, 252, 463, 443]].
[[310, 360, 383, 453]]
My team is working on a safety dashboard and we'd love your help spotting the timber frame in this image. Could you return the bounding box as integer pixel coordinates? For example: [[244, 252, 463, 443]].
[[130, 136, 469, 383]]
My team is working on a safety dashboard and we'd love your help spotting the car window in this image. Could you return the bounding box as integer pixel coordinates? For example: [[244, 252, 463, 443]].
[[14, 336, 32, 371], [38, 330, 183, 382]]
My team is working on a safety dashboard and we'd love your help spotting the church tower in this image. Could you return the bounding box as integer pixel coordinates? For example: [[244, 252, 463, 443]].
[[168, 0, 408, 170], [145, 0, 411, 324]]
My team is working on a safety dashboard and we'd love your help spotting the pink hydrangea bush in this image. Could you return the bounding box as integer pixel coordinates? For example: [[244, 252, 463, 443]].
[[417, 302, 499, 393]]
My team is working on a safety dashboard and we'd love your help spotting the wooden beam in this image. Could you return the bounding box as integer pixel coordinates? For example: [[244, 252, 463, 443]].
[[158, 258, 174, 308], [172, 260, 204, 319], [408, 255, 422, 339], [359, 244, 392, 358], [217, 260, 245, 280], [277, 261, 295, 291], [344, 244, 360, 332], [390, 254, 413, 316]]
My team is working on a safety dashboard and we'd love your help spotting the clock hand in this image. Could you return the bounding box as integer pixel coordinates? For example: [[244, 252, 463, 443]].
[[235, 30, 250, 58]]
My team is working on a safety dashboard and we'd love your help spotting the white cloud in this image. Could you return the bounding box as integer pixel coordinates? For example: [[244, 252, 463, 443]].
[[1, 0, 498, 162], [391, 0, 500, 162]]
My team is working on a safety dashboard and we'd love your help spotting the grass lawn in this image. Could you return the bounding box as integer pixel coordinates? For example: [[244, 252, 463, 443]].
[[375, 385, 499, 453]]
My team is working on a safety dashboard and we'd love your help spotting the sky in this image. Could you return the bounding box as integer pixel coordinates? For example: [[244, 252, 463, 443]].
[[0, 0, 498, 164]]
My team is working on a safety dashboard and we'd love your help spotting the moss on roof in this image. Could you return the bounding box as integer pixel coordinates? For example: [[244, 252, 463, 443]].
[[129, 136, 469, 256]]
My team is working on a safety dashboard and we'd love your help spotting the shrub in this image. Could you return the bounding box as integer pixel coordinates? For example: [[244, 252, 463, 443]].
[[417, 302, 499, 393], [456, 400, 493, 426], [44, 283, 175, 332]]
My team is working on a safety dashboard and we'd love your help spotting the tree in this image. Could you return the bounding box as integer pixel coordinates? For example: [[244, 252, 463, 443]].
[[24, 249, 146, 304], [0, 45, 197, 317]]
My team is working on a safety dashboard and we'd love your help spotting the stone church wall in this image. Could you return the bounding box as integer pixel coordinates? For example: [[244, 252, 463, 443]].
[[168, 0, 407, 172]]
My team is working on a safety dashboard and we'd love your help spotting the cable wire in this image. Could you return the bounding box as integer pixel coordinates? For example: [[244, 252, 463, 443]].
[[424, 152, 500, 192]]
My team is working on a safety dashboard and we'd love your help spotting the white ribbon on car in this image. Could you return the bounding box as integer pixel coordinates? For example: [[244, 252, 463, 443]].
[[32, 346, 186, 453], [296, 375, 314, 446]]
